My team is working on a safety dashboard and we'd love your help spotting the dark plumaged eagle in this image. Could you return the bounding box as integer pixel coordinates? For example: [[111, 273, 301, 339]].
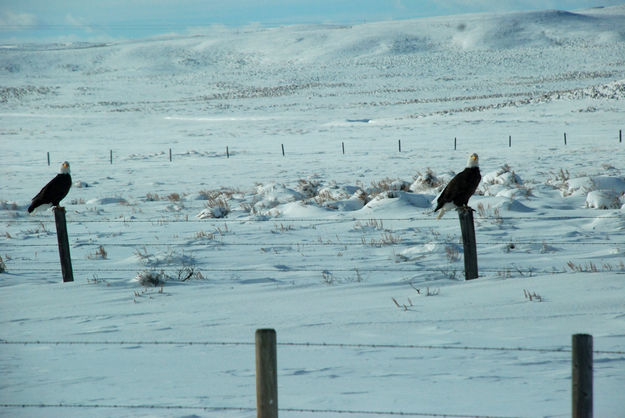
[[434, 153, 481, 219], [28, 161, 72, 214]]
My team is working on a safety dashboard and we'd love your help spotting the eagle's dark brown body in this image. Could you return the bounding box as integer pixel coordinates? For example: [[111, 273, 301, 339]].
[[28, 162, 72, 213]]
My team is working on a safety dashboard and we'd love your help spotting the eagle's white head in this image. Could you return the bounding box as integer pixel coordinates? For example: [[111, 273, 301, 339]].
[[59, 161, 71, 174], [466, 153, 479, 168]]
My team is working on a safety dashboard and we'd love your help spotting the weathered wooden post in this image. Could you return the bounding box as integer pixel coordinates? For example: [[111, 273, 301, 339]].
[[281, 144, 285, 157], [564, 132, 567, 145], [110, 150, 113, 164], [169, 148, 172, 162], [227, 146, 230, 158], [398, 139, 402, 153], [53, 207, 74, 283], [458, 208, 478, 280], [572, 334, 593, 418], [454, 137, 457, 150], [342, 142, 345, 155], [47, 152, 50, 166], [620, 129, 622, 143], [509, 135, 511, 147], [256, 328, 278, 418]]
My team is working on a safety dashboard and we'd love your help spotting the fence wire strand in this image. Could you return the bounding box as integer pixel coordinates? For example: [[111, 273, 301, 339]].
[[2, 339, 624, 355], [4, 214, 624, 224], [0, 403, 519, 417]]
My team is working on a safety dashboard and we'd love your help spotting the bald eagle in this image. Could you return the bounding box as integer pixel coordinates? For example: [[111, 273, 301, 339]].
[[28, 161, 72, 214], [434, 153, 481, 219]]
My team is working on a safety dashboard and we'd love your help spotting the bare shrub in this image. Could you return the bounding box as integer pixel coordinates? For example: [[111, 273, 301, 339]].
[[297, 178, 320, 198], [445, 244, 461, 262], [136, 269, 166, 287], [204, 197, 230, 218], [88, 245, 108, 260], [412, 168, 443, 191], [524, 289, 543, 302]]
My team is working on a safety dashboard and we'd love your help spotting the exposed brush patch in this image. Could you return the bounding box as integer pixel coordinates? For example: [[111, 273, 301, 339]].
[[476, 203, 503, 225], [353, 218, 385, 231], [523, 289, 543, 302], [445, 244, 461, 262], [0, 201, 18, 210], [203, 197, 230, 218], [88, 245, 108, 260], [412, 168, 443, 191], [135, 269, 166, 287], [566, 260, 600, 272], [297, 178, 321, 198], [362, 231, 402, 247]]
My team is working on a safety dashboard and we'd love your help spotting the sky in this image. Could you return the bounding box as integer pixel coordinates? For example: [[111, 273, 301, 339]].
[[0, 0, 623, 42]]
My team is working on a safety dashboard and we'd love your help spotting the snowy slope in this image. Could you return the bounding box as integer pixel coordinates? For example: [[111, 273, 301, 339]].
[[1, 5, 625, 418]]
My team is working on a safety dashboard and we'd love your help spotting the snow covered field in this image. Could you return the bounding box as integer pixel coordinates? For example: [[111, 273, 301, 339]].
[[1, 5, 625, 417]]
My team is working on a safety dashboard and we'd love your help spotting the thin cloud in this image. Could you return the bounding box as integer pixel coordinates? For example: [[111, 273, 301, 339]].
[[0, 11, 38, 29]]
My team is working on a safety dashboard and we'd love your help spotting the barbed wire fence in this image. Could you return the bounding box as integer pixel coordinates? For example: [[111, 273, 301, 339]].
[[1, 334, 620, 416], [2, 205, 624, 415]]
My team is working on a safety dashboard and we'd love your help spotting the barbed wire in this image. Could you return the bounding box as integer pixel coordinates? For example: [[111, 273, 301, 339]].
[[4, 240, 623, 248], [2, 339, 623, 355], [0, 403, 519, 417], [3, 214, 624, 224], [0, 403, 253, 414], [2, 266, 570, 274]]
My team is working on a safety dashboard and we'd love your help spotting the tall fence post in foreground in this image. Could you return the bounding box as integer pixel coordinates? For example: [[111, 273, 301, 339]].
[[458, 208, 478, 280], [572, 334, 593, 418], [256, 328, 278, 418], [53, 207, 74, 283]]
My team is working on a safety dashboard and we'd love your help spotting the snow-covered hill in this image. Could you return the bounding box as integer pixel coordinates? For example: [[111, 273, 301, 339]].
[[1, 6, 625, 417]]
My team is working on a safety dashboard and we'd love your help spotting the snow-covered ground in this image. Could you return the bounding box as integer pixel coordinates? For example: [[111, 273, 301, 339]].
[[1, 5, 625, 417]]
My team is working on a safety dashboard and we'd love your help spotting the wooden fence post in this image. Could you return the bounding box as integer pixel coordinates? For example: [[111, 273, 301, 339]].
[[169, 148, 172, 162], [227, 146, 230, 158], [281, 144, 285, 157], [53, 207, 74, 283], [342, 142, 345, 155], [572, 334, 593, 418], [509, 135, 511, 147], [256, 329, 278, 418], [454, 137, 457, 150], [620, 129, 622, 143], [110, 150, 113, 164], [47, 152, 50, 166], [398, 139, 401, 153], [564, 132, 567, 145], [458, 208, 478, 280]]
